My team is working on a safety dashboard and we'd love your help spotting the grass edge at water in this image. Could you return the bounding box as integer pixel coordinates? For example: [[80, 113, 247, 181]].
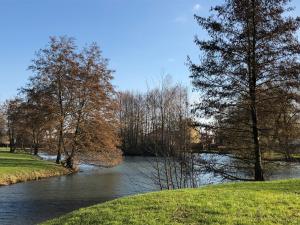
[[0, 151, 70, 186], [41, 178, 300, 225]]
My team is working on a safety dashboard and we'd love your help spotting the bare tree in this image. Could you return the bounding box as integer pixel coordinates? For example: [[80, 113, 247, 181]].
[[29, 36, 77, 163], [5, 98, 26, 152], [0, 106, 6, 145], [27, 36, 122, 169], [119, 77, 199, 189], [20, 88, 56, 155], [63, 43, 121, 169]]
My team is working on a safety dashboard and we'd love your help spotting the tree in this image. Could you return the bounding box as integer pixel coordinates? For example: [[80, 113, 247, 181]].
[[265, 89, 300, 161], [119, 78, 199, 189], [62, 43, 121, 169], [29, 36, 77, 163], [20, 88, 56, 155], [28, 36, 121, 169], [189, 0, 300, 181], [5, 98, 26, 152], [118, 91, 146, 155], [0, 107, 6, 145]]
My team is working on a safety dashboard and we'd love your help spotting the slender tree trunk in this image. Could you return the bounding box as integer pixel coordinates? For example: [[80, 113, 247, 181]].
[[56, 150, 61, 164], [9, 129, 15, 153], [32, 130, 39, 155], [56, 121, 63, 164], [250, 104, 264, 181], [56, 78, 64, 164], [34, 145, 39, 155], [33, 138, 38, 155], [250, 0, 264, 181], [66, 109, 82, 170], [65, 153, 75, 170]]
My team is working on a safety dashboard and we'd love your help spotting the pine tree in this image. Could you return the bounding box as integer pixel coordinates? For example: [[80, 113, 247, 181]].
[[189, 0, 300, 181]]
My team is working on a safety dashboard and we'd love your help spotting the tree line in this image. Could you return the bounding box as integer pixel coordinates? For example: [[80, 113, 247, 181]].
[[119, 77, 192, 156], [1, 0, 300, 185], [119, 78, 199, 189]]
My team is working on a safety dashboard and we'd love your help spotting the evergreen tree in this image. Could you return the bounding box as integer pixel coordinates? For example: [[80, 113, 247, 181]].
[[189, 0, 300, 180]]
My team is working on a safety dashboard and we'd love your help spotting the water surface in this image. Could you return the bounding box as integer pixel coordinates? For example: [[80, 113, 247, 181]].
[[0, 157, 157, 225], [1, 156, 300, 225]]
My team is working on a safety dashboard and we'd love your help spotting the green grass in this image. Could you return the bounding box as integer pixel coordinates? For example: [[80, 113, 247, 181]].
[[43, 179, 300, 225], [0, 151, 69, 185], [0, 147, 10, 152]]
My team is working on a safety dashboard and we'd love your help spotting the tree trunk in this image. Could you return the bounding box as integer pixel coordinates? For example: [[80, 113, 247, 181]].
[[56, 122, 63, 164], [65, 154, 78, 171], [65, 156, 74, 169], [9, 145, 15, 153], [9, 128, 15, 153], [250, 0, 264, 181], [56, 151, 61, 164], [33, 131, 39, 155], [56, 77, 64, 164], [33, 144, 39, 155], [250, 105, 264, 181]]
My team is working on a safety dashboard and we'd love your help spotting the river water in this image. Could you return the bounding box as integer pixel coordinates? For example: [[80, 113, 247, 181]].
[[1, 156, 300, 225]]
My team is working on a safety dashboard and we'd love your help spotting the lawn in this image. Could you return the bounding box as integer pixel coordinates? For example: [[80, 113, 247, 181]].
[[43, 179, 300, 225], [0, 150, 69, 185]]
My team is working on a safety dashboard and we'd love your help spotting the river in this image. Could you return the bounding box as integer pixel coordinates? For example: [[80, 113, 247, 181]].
[[1, 156, 300, 225]]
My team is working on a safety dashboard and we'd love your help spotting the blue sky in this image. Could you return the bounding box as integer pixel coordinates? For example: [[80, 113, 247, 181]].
[[0, 0, 223, 102], [0, 0, 299, 102]]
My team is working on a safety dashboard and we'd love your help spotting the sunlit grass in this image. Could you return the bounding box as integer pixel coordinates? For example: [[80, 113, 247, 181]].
[[42, 179, 300, 225], [263, 151, 300, 161], [0, 147, 10, 152], [0, 151, 69, 185]]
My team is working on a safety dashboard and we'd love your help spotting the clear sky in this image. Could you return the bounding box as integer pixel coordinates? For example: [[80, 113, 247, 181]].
[[0, 0, 221, 102], [0, 0, 299, 103]]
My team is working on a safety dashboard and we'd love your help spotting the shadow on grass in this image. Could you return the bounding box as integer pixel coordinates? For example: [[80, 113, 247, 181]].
[[0, 158, 51, 167]]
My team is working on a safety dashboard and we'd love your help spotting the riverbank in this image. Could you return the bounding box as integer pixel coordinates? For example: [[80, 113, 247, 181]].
[[263, 151, 300, 162], [0, 150, 70, 186], [43, 179, 300, 225]]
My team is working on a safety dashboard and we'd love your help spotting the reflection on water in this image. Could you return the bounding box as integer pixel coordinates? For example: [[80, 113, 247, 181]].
[[0, 156, 300, 225], [268, 162, 300, 180]]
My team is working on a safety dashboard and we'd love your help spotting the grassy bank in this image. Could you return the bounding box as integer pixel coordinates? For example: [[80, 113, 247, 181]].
[[263, 151, 300, 162], [0, 150, 70, 186], [43, 179, 300, 225]]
